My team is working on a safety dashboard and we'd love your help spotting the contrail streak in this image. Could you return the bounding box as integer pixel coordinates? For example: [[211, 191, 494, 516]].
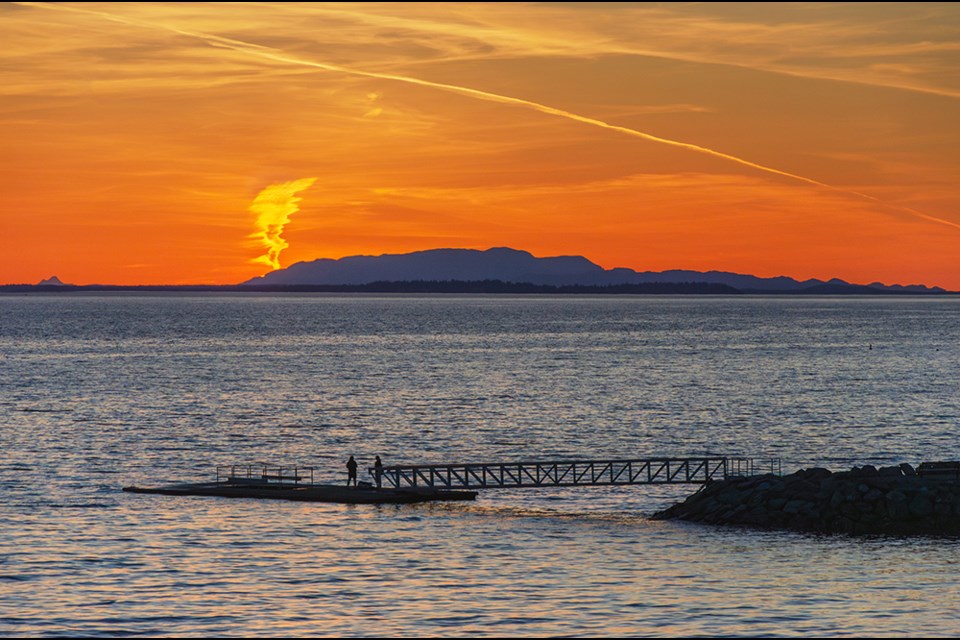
[[24, 2, 960, 231]]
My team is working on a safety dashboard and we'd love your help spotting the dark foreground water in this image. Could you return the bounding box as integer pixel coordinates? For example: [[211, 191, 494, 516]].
[[1, 294, 959, 637]]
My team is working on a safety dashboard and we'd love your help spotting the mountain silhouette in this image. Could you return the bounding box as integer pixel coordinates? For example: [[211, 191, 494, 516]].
[[241, 247, 945, 293]]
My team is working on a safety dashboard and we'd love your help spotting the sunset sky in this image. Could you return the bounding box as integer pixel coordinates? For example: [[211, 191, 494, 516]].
[[3, 2, 959, 287]]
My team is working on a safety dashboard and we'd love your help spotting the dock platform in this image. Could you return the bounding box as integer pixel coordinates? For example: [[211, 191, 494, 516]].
[[123, 464, 477, 504], [122, 482, 477, 504]]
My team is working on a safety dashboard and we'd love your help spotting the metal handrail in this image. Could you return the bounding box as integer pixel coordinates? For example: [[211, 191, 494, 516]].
[[725, 457, 782, 477], [217, 464, 316, 486]]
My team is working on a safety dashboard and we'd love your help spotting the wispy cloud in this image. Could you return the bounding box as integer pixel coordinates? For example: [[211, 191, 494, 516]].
[[221, 3, 960, 99], [30, 2, 958, 232]]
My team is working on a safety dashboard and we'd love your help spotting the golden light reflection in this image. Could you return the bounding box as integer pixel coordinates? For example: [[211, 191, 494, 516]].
[[249, 178, 317, 271]]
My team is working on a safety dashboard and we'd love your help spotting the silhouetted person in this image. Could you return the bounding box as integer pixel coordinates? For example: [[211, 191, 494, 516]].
[[346, 455, 358, 487], [374, 455, 383, 489]]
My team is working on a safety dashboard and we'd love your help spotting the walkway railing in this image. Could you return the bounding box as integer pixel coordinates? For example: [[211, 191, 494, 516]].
[[217, 464, 316, 486], [726, 457, 782, 477], [370, 457, 779, 490]]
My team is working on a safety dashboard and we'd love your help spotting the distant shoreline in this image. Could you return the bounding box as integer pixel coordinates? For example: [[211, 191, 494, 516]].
[[1, 280, 956, 295]]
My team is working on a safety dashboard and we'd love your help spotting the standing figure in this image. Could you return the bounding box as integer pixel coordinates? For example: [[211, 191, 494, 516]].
[[374, 455, 383, 489], [346, 455, 358, 487]]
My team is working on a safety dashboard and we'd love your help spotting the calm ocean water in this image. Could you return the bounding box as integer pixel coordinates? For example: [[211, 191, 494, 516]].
[[1, 294, 959, 637]]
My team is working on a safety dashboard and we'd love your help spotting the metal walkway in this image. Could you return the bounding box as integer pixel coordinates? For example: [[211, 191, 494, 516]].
[[371, 457, 780, 490]]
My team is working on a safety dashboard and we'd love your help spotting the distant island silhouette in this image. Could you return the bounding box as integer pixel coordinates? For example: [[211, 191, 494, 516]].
[[240, 247, 948, 294], [1, 248, 952, 294]]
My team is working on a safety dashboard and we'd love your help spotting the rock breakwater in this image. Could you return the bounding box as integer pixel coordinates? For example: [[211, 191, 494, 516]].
[[652, 464, 960, 535]]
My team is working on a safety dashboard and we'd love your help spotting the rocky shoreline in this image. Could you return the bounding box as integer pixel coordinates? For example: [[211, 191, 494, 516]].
[[652, 463, 960, 535]]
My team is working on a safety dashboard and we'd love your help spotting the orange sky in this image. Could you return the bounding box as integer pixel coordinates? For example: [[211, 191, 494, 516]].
[[2, 2, 959, 287]]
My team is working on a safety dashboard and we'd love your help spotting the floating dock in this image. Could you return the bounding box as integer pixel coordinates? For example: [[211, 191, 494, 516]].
[[123, 464, 477, 504]]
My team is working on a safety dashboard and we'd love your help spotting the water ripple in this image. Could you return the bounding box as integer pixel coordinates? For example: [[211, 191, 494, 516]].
[[1, 295, 959, 637]]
